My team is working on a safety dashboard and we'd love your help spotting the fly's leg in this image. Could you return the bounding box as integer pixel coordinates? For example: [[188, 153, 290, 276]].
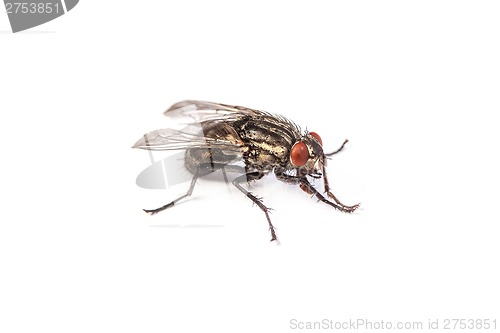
[[220, 165, 247, 185], [322, 139, 360, 210], [325, 139, 349, 156], [321, 168, 359, 210], [274, 168, 301, 185], [221, 168, 229, 184], [274, 169, 359, 213], [143, 163, 246, 214], [143, 162, 216, 215], [325, 189, 360, 210], [143, 169, 200, 214], [299, 178, 359, 213], [232, 172, 277, 242]]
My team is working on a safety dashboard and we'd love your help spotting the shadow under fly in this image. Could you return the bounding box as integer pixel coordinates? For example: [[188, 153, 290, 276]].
[[133, 100, 360, 241]]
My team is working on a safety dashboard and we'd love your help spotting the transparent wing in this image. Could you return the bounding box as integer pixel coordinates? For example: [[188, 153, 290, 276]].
[[133, 100, 264, 152], [165, 100, 302, 135], [134, 100, 299, 152], [132, 127, 245, 152], [164, 100, 266, 123]]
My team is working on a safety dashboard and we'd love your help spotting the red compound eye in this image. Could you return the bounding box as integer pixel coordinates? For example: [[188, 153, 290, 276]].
[[309, 132, 322, 146], [290, 141, 309, 167]]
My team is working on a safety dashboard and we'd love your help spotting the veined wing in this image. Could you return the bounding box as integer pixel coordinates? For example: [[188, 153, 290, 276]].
[[164, 100, 267, 123], [132, 127, 245, 152], [165, 100, 301, 134], [165, 100, 302, 134], [134, 100, 301, 151]]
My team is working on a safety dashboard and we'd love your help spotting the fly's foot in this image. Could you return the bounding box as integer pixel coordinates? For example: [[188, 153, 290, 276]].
[[143, 202, 174, 215], [143, 208, 160, 215], [342, 203, 360, 213], [270, 226, 278, 242], [326, 192, 360, 213]]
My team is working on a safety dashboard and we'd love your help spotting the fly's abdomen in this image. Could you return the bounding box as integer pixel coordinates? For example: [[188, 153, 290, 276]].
[[185, 148, 241, 174]]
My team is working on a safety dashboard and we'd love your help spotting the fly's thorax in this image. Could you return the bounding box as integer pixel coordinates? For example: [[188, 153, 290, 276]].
[[235, 117, 300, 165]]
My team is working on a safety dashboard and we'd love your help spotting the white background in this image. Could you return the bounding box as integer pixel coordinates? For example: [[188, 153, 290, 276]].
[[1, 1, 499, 332]]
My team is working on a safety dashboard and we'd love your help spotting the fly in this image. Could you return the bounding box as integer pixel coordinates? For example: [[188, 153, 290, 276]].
[[133, 100, 359, 241]]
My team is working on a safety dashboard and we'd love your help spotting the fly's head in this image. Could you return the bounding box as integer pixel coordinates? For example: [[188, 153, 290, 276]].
[[289, 131, 325, 178]]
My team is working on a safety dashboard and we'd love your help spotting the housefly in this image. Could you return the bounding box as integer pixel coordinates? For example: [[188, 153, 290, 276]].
[[133, 100, 359, 241]]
